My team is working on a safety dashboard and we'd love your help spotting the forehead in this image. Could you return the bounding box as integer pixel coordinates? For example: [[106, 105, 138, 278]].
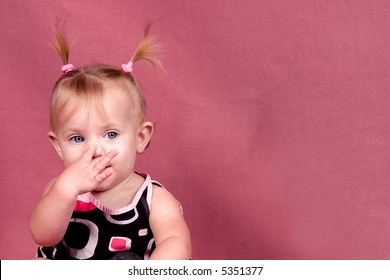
[[55, 86, 135, 128]]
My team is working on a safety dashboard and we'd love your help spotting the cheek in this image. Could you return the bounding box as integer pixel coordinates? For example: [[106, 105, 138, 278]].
[[115, 136, 138, 154], [114, 143, 137, 164], [61, 147, 86, 166]]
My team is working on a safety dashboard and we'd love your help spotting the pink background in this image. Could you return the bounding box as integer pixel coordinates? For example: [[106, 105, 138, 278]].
[[1, 0, 390, 259]]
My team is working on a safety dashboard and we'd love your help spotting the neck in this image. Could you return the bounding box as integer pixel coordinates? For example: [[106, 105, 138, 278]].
[[91, 172, 145, 210]]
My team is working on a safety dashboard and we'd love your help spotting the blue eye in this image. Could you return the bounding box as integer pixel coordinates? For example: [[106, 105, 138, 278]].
[[106, 132, 118, 139], [70, 135, 85, 143]]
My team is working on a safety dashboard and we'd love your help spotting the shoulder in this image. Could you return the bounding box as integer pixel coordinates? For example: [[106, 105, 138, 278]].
[[148, 179, 183, 216], [140, 174, 183, 215], [151, 183, 179, 207]]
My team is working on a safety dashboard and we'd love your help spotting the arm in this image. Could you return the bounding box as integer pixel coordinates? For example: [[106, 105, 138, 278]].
[[28, 177, 78, 246], [148, 186, 192, 260], [28, 145, 118, 246]]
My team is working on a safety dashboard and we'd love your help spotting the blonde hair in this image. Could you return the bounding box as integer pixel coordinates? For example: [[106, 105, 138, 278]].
[[50, 23, 162, 131]]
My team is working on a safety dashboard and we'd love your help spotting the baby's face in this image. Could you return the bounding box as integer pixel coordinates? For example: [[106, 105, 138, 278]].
[[52, 88, 142, 191]]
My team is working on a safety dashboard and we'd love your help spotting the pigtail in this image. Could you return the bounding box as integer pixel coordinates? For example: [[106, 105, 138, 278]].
[[132, 23, 162, 67], [52, 22, 73, 73], [52, 23, 70, 65], [122, 23, 163, 72]]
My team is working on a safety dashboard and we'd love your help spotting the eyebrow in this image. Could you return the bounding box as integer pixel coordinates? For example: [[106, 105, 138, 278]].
[[61, 127, 85, 138], [60, 121, 124, 136]]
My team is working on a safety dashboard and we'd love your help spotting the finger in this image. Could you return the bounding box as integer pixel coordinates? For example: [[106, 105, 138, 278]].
[[94, 167, 114, 183], [82, 144, 97, 161], [94, 149, 119, 172]]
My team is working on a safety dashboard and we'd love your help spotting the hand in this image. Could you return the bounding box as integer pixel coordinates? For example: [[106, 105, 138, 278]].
[[54, 144, 119, 198]]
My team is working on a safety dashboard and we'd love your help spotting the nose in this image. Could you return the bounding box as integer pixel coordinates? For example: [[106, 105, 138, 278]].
[[92, 139, 104, 159]]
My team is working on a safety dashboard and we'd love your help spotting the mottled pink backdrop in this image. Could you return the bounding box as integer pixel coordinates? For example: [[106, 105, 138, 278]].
[[1, 0, 390, 259]]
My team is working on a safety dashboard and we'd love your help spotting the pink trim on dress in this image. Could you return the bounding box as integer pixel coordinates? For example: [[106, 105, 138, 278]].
[[76, 174, 153, 215]]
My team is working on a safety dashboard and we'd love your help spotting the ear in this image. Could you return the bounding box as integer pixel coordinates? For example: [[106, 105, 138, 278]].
[[48, 131, 64, 160], [137, 121, 154, 153]]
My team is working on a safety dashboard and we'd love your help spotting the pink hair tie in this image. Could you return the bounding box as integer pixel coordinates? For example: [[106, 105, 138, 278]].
[[61, 64, 74, 74], [121, 61, 133, 73]]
